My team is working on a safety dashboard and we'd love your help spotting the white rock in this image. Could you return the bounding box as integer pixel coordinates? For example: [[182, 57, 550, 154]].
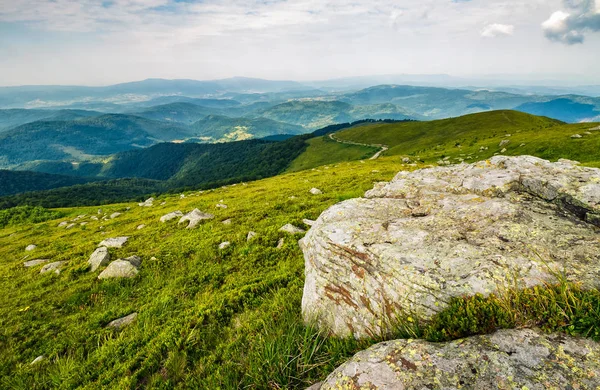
[[138, 197, 154, 207], [222, 219, 232, 225], [310, 188, 323, 195], [25, 244, 37, 251], [40, 261, 66, 274], [98, 237, 129, 248], [136, 224, 146, 230], [110, 212, 121, 219], [160, 211, 183, 222], [247, 231, 257, 241], [179, 209, 215, 229], [279, 224, 305, 234], [106, 313, 138, 329], [98, 260, 138, 279], [31, 356, 45, 365], [219, 242, 231, 249], [58, 221, 68, 227], [216, 203, 228, 209], [24, 259, 50, 268], [276, 238, 285, 249], [572, 134, 583, 139]]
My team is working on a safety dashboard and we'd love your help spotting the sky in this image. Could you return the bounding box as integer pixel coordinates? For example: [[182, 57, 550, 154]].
[[0, 0, 599, 86]]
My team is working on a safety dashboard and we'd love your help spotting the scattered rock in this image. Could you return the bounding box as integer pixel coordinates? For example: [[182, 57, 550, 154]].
[[519, 143, 526, 147], [306, 382, 323, 390], [180, 194, 186, 199], [138, 197, 154, 207], [247, 231, 257, 241], [106, 313, 138, 330], [310, 188, 323, 195], [98, 237, 129, 248], [98, 260, 139, 279], [303, 219, 316, 226], [571, 134, 583, 139], [58, 221, 68, 227], [317, 329, 600, 389], [500, 148, 507, 153], [222, 219, 232, 225], [401, 157, 411, 163], [136, 224, 146, 230], [123, 255, 142, 268], [25, 245, 37, 251], [160, 201, 166, 206], [98, 209, 102, 214], [590, 125, 600, 131], [66, 223, 76, 229], [584, 131, 593, 135], [80, 222, 88, 226], [30, 356, 45, 365], [371, 170, 380, 173], [40, 261, 66, 274], [88, 247, 110, 272], [300, 156, 600, 338], [289, 196, 297, 200], [276, 238, 285, 249], [216, 203, 228, 209], [91, 216, 98, 221], [219, 242, 231, 249], [179, 209, 215, 229], [110, 212, 121, 219], [499, 139, 510, 147], [280, 224, 305, 234], [160, 211, 183, 222], [23, 259, 50, 268]]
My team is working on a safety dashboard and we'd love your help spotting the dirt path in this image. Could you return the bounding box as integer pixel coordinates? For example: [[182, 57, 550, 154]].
[[328, 133, 388, 160]]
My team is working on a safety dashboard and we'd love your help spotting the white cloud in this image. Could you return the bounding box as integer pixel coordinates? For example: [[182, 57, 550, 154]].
[[543, 0, 600, 44], [481, 23, 515, 37]]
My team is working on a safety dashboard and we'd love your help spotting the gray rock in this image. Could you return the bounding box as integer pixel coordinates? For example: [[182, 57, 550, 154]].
[[110, 212, 121, 219], [179, 209, 215, 229], [30, 356, 45, 365], [247, 231, 257, 241], [88, 247, 110, 272], [571, 134, 583, 139], [499, 139, 510, 147], [216, 203, 228, 209], [98, 237, 129, 248], [91, 216, 98, 221], [23, 259, 50, 268], [318, 329, 600, 390], [222, 219, 232, 225], [106, 313, 137, 330], [160, 211, 183, 222], [500, 148, 507, 153], [402, 157, 411, 163], [303, 219, 316, 226], [123, 255, 142, 268], [277, 238, 285, 249], [66, 223, 76, 229], [310, 188, 323, 195], [58, 221, 68, 227], [138, 197, 154, 207], [40, 261, 66, 274], [305, 382, 323, 390], [136, 224, 146, 230], [280, 224, 305, 234], [300, 156, 600, 338], [25, 244, 37, 251], [98, 260, 139, 279], [219, 241, 231, 249]]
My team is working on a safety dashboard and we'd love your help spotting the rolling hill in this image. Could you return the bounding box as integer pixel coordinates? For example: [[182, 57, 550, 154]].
[[0, 170, 95, 197], [0, 114, 192, 167], [515, 97, 600, 123], [0, 108, 102, 132], [190, 115, 306, 141]]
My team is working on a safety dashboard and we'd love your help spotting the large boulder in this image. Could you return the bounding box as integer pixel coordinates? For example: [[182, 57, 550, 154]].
[[98, 260, 139, 279], [300, 156, 600, 338], [178, 209, 214, 229], [88, 247, 110, 272], [316, 329, 600, 389]]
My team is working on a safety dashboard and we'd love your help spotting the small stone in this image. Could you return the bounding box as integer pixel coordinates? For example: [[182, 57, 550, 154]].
[[499, 139, 510, 147], [80, 222, 87, 226], [25, 245, 37, 251], [180, 194, 186, 199], [106, 313, 138, 330], [179, 209, 215, 229], [31, 356, 45, 365], [279, 224, 305, 234], [98, 260, 138, 279], [58, 221, 68, 227], [584, 131, 593, 135], [110, 212, 121, 219], [216, 203, 228, 209], [219, 242, 231, 249], [277, 238, 285, 249], [160, 211, 183, 222], [571, 134, 583, 139], [402, 157, 411, 163], [501, 148, 507, 153], [222, 219, 232, 225], [519, 143, 526, 147], [138, 197, 154, 207], [310, 188, 322, 195], [91, 216, 98, 221], [247, 231, 257, 241], [66, 223, 76, 229], [24, 259, 50, 268], [40, 261, 66, 274], [88, 247, 110, 272], [136, 224, 146, 230], [98, 237, 129, 248]]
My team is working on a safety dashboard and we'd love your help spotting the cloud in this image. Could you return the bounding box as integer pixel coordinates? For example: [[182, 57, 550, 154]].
[[481, 23, 515, 37], [543, 0, 600, 44]]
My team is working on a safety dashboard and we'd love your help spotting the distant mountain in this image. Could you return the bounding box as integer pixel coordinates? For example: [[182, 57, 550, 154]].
[[135, 96, 242, 108], [190, 115, 306, 141], [0, 114, 192, 167], [131, 102, 217, 124], [0, 108, 102, 132], [0, 170, 95, 196], [515, 97, 600, 123]]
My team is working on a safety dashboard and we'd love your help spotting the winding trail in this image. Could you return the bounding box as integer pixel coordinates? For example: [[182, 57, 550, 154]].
[[328, 133, 388, 160]]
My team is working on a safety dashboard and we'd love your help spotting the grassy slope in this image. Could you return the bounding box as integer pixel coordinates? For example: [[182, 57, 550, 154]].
[[334, 110, 600, 167], [286, 135, 378, 172], [0, 157, 406, 389]]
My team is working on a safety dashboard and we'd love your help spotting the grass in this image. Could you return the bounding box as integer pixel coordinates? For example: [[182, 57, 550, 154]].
[[335, 110, 600, 167], [2, 111, 600, 389], [286, 135, 378, 172]]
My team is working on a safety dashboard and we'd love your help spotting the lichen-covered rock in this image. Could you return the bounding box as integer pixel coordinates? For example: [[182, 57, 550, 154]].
[[106, 313, 137, 330], [98, 237, 129, 248], [88, 247, 110, 272], [40, 261, 66, 274], [23, 259, 50, 268], [98, 260, 138, 279], [178, 209, 215, 229], [317, 329, 600, 389], [160, 211, 183, 222], [300, 156, 600, 338]]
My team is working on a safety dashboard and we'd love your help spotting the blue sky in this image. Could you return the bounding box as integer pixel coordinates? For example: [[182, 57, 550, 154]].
[[0, 0, 599, 86]]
